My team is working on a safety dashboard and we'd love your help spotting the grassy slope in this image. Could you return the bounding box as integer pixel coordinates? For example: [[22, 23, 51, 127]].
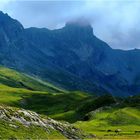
[[0, 66, 140, 139], [0, 67, 84, 139], [0, 66, 65, 93], [0, 66, 91, 122], [0, 67, 53, 106], [75, 107, 140, 139], [22, 91, 91, 122]]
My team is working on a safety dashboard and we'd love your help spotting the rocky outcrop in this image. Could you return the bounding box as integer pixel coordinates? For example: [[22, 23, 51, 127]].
[[0, 105, 86, 139]]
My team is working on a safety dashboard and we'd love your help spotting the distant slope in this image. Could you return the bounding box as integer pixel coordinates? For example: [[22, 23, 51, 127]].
[[0, 66, 65, 93], [0, 66, 67, 108]]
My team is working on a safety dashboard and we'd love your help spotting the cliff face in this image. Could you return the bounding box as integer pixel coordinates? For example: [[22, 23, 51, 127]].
[[0, 11, 140, 96]]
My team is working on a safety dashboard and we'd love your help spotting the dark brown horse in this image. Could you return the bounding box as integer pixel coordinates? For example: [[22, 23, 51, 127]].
[[135, 131, 140, 134]]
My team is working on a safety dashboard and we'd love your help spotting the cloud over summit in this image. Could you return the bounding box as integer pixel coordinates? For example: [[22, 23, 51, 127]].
[[0, 0, 140, 49]]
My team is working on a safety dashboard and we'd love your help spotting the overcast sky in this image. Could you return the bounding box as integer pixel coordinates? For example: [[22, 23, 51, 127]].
[[0, 0, 140, 50]]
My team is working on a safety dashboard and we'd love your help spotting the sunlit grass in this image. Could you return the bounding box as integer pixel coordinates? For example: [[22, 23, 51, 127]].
[[75, 107, 140, 139]]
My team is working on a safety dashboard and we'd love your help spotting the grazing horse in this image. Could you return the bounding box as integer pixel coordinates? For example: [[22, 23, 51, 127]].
[[107, 129, 112, 132], [115, 129, 122, 134], [135, 131, 140, 134]]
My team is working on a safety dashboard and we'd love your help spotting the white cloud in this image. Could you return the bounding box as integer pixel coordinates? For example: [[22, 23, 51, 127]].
[[0, 0, 12, 9]]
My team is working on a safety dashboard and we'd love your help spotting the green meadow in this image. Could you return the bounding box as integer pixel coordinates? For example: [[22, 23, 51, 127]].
[[0, 66, 140, 139]]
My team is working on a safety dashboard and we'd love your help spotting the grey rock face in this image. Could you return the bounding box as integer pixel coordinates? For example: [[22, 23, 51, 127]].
[[0, 105, 85, 139]]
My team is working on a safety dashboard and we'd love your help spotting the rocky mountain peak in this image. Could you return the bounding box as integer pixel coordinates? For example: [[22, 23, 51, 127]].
[[64, 20, 93, 38], [0, 11, 24, 41], [0, 11, 9, 18]]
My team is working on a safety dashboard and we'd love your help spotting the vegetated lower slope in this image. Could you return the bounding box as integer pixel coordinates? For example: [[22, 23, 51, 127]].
[[75, 107, 140, 139], [0, 67, 88, 139], [75, 95, 140, 139], [21, 91, 91, 122], [0, 66, 140, 139], [0, 66, 113, 123], [0, 66, 95, 122], [0, 66, 65, 93], [0, 66, 70, 108]]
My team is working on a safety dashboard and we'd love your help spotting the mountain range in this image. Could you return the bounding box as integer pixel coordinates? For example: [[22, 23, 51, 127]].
[[0, 11, 140, 96]]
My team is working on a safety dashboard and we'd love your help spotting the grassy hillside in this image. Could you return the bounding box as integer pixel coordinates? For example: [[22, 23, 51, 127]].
[[0, 66, 92, 122], [0, 66, 140, 139], [75, 107, 140, 139], [0, 66, 65, 93], [22, 91, 91, 122], [0, 85, 92, 123], [0, 67, 116, 123]]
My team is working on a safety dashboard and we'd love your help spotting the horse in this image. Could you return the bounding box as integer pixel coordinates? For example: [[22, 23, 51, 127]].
[[115, 129, 122, 134]]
